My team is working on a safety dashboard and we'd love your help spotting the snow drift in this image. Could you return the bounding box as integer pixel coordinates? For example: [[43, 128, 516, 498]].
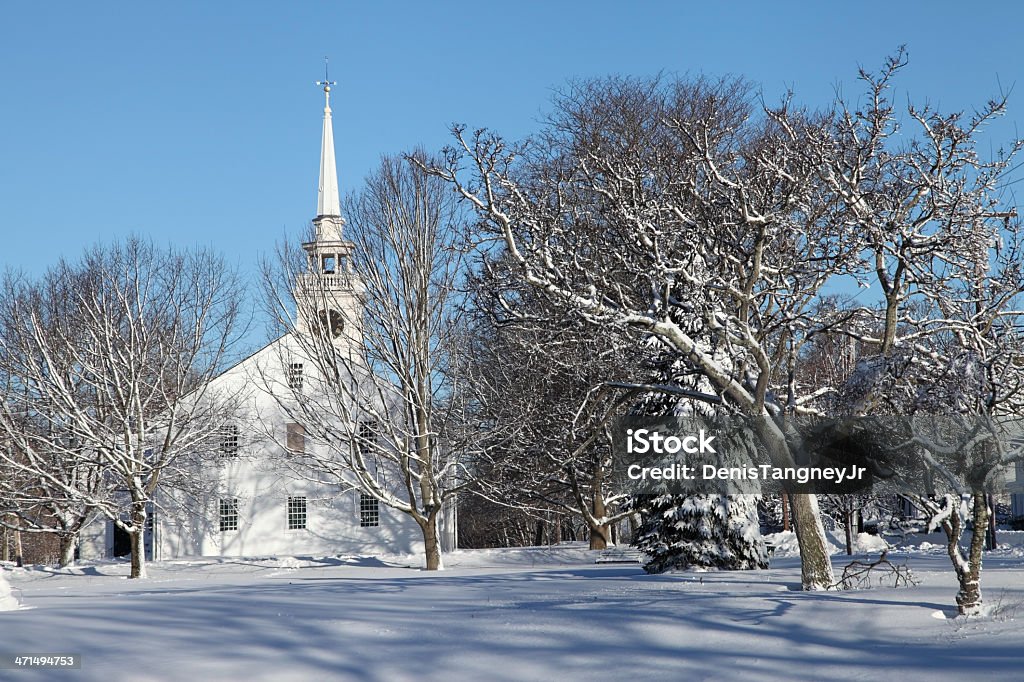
[[0, 570, 19, 610]]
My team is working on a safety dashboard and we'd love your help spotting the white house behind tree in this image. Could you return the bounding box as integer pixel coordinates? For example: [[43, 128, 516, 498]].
[[80, 81, 456, 562]]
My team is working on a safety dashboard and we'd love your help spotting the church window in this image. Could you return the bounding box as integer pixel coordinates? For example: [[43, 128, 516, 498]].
[[219, 498, 239, 532], [287, 362, 304, 390], [360, 493, 379, 527], [357, 420, 377, 457], [287, 496, 307, 530], [219, 424, 240, 457]]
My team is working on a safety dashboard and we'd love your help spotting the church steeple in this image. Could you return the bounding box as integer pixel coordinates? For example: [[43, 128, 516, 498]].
[[316, 78, 341, 218], [311, 60, 345, 244]]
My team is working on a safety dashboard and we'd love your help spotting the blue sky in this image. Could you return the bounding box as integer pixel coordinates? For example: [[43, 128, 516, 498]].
[[2, 1, 1022, 288]]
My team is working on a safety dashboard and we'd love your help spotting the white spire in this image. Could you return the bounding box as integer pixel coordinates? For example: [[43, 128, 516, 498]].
[[316, 78, 341, 218]]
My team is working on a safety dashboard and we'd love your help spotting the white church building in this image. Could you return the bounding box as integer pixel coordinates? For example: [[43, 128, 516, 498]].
[[81, 81, 455, 562]]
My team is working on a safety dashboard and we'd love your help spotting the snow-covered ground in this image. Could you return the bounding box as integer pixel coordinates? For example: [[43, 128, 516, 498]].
[[1, 538, 1023, 682]]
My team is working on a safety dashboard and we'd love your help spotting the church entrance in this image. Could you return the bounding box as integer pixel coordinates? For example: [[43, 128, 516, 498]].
[[109, 511, 154, 560], [112, 526, 131, 557]]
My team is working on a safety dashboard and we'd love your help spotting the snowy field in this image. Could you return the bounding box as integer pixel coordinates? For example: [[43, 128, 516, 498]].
[[1, 537, 1023, 682]]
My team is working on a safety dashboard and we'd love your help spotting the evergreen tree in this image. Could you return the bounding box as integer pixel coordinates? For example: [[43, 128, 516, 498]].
[[631, 330, 767, 573], [635, 492, 766, 573]]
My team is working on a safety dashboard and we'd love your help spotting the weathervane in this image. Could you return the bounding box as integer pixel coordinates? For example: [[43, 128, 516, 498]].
[[315, 56, 337, 94]]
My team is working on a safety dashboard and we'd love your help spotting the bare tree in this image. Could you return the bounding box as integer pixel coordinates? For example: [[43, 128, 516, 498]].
[[821, 51, 1024, 614], [0, 239, 246, 578], [463, 298, 642, 549], [430, 76, 852, 589], [261, 151, 487, 570], [0, 335, 106, 567], [0, 442, 103, 568]]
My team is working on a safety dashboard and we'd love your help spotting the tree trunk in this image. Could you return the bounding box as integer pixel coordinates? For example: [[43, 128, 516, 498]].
[[881, 292, 899, 354], [791, 493, 835, 590], [954, 492, 988, 616], [128, 500, 148, 579], [781, 493, 790, 532], [59, 534, 77, 568], [419, 514, 444, 571], [13, 529, 23, 568], [844, 509, 854, 556], [985, 494, 997, 551], [589, 493, 608, 549], [129, 527, 147, 579]]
